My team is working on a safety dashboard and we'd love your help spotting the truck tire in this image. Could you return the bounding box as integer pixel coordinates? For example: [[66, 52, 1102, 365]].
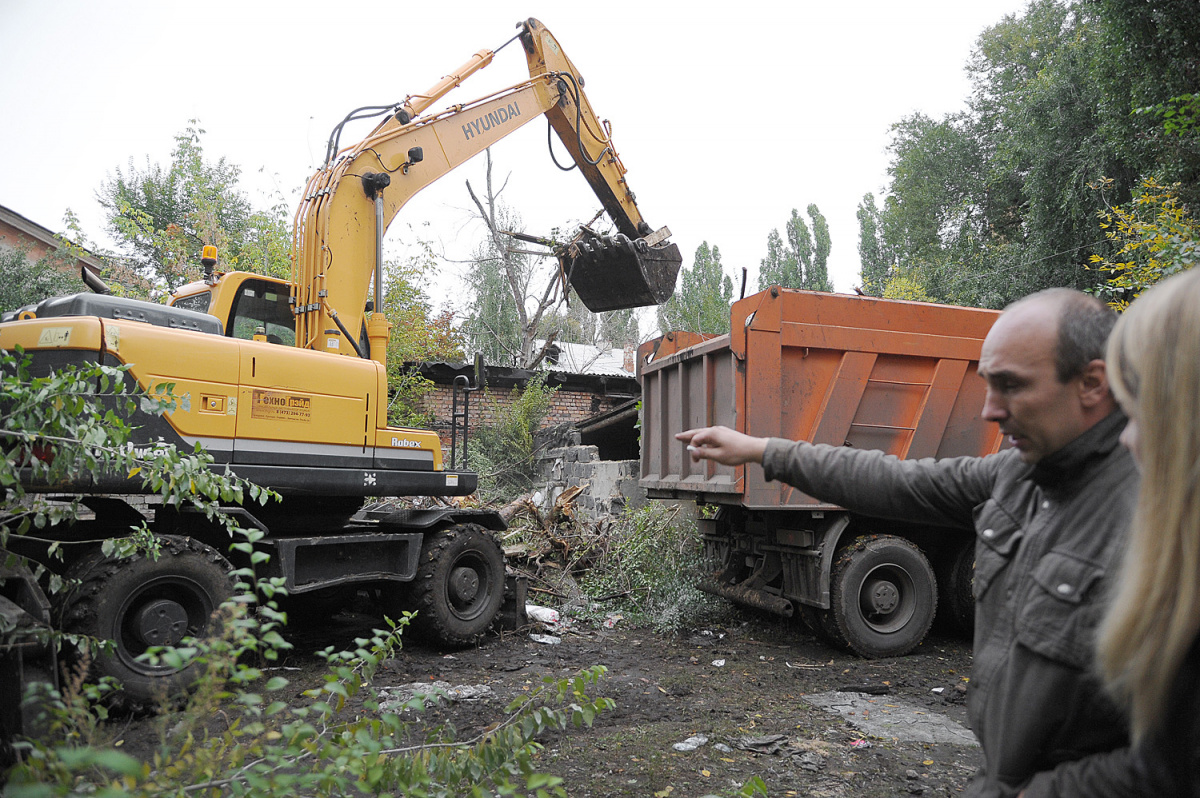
[[57, 536, 234, 712], [408, 524, 505, 647], [830, 535, 937, 658], [938, 541, 975, 636]]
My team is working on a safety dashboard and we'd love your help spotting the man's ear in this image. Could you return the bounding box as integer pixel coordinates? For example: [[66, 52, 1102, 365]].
[[1078, 359, 1111, 409]]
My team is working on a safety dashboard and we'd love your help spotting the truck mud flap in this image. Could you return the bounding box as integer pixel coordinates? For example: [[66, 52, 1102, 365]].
[[565, 233, 682, 312]]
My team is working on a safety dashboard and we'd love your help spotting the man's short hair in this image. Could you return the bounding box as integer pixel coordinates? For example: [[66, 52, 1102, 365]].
[[1011, 288, 1117, 382]]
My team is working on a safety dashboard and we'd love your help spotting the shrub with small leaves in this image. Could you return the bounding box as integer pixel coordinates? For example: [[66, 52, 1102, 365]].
[[577, 504, 735, 635]]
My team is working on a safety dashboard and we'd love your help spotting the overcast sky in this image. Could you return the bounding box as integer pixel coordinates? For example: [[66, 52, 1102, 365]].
[[0, 0, 1031, 327]]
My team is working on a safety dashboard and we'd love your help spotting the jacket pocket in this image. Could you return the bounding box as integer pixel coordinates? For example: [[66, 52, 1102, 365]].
[[1016, 550, 1106, 669], [972, 499, 1023, 601]]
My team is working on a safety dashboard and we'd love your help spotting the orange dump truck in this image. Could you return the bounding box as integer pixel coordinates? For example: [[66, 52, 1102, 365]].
[[638, 287, 1005, 657]]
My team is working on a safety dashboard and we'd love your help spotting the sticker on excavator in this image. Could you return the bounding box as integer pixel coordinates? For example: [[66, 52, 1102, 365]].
[[566, 233, 683, 313], [251, 390, 312, 422], [37, 327, 72, 347]]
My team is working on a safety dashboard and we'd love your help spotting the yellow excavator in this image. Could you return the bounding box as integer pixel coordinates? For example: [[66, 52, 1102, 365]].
[[0, 18, 682, 711]]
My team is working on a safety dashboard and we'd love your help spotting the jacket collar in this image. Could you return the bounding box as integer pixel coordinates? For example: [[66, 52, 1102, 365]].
[[1029, 409, 1129, 490]]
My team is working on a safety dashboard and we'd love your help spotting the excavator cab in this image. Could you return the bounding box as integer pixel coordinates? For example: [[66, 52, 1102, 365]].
[[562, 229, 682, 313]]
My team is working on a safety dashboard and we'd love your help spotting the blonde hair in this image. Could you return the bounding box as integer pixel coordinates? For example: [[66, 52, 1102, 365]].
[[1097, 267, 1200, 742]]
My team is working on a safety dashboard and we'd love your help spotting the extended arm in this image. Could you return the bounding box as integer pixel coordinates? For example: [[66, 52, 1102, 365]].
[[676, 426, 768, 466], [680, 426, 998, 529]]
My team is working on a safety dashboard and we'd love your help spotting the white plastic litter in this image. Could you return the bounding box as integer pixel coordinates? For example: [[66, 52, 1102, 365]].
[[526, 605, 560, 626], [672, 734, 709, 752], [530, 633, 561, 645], [712, 659, 726, 667]]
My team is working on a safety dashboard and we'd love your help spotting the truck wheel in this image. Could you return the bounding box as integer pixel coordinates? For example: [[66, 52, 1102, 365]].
[[408, 524, 505, 647], [57, 536, 234, 712], [938, 541, 975, 636], [830, 536, 936, 658]]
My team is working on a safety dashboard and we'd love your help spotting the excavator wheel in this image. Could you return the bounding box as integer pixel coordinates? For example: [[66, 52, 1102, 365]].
[[56, 536, 235, 712], [406, 524, 505, 647]]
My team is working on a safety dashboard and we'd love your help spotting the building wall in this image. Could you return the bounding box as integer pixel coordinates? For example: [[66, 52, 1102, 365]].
[[0, 217, 55, 262], [419, 381, 630, 451], [0, 205, 104, 280]]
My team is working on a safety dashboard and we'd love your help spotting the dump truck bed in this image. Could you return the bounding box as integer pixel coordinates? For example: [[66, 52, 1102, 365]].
[[639, 287, 1006, 508]]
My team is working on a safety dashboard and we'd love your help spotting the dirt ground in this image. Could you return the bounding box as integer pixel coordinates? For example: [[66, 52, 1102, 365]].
[[113, 601, 982, 797]]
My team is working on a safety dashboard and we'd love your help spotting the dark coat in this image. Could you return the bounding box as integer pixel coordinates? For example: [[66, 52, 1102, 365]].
[[762, 411, 1142, 797]]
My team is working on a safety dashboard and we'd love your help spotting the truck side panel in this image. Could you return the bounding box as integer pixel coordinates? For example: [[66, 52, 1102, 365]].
[[642, 288, 1004, 508]]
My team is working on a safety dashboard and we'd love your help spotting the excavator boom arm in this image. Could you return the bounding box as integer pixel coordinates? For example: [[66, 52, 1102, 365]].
[[290, 18, 681, 358]]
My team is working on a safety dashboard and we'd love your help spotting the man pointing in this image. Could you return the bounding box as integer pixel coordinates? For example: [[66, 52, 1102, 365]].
[[678, 289, 1141, 797]]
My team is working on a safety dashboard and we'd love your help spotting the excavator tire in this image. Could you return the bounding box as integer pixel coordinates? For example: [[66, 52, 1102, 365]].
[[56, 536, 234, 713], [407, 524, 505, 647]]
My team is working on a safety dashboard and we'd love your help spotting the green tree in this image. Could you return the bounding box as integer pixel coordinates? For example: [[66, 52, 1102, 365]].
[[757, 228, 793, 290], [1091, 0, 1200, 205], [868, 0, 1200, 308], [657, 242, 734, 334], [540, 289, 640, 350], [98, 122, 291, 295], [463, 215, 527, 366], [0, 246, 83, 313], [757, 206, 833, 292], [805, 203, 833, 292], [1089, 176, 1200, 309], [879, 111, 997, 305], [380, 242, 466, 427], [856, 192, 889, 296]]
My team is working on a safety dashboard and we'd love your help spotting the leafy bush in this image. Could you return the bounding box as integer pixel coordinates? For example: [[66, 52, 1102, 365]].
[[7, 596, 613, 797], [467, 374, 556, 503], [1089, 176, 1200, 309], [575, 505, 735, 635]]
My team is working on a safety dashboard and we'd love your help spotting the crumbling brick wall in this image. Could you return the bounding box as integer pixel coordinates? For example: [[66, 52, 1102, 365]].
[[533, 433, 646, 521]]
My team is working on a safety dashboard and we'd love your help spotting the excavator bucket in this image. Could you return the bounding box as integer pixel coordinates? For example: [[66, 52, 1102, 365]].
[[563, 231, 683, 313]]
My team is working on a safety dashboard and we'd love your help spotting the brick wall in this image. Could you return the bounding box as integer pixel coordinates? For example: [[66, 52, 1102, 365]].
[[414, 365, 638, 452], [0, 205, 105, 279], [533, 441, 647, 521]]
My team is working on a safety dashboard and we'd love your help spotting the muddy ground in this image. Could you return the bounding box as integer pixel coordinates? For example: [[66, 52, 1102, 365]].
[[114, 602, 981, 797]]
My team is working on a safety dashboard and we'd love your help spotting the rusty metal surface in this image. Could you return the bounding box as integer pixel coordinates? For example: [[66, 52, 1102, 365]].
[[640, 288, 1005, 508], [697, 578, 795, 617]]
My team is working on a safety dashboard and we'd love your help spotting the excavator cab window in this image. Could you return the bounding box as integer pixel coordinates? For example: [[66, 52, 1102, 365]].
[[171, 291, 212, 314], [228, 279, 295, 346]]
